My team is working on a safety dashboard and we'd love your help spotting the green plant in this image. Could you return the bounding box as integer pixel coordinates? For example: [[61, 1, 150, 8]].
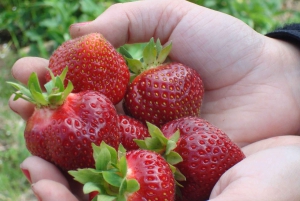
[[189, 0, 298, 34]]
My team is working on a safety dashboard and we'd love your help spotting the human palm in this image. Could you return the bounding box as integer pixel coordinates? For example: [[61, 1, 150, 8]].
[[9, 0, 300, 200]]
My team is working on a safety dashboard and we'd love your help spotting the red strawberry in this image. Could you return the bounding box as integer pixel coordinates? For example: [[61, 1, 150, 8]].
[[118, 114, 150, 150], [69, 142, 176, 201], [122, 38, 204, 127], [161, 116, 246, 201], [135, 117, 245, 201], [46, 33, 130, 105], [8, 68, 120, 171]]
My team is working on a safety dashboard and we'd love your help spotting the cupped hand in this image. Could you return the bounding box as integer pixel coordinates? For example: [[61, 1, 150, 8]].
[[21, 136, 300, 201], [10, 0, 300, 147]]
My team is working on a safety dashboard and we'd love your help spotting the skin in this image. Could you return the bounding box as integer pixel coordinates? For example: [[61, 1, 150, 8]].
[[9, 0, 300, 200]]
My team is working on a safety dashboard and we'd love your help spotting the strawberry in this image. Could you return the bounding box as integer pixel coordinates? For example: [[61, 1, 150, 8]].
[[135, 117, 245, 201], [163, 117, 245, 201], [46, 33, 130, 105], [69, 142, 176, 201], [121, 38, 204, 127], [118, 114, 150, 151], [8, 68, 120, 171]]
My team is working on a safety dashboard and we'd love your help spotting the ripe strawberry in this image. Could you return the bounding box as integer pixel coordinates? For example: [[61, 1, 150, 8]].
[[122, 38, 204, 127], [118, 114, 150, 150], [135, 117, 245, 201], [8, 68, 120, 171], [46, 33, 130, 105], [69, 142, 176, 201], [161, 116, 246, 201]]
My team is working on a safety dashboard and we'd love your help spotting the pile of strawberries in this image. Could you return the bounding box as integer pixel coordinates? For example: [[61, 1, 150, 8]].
[[9, 33, 245, 201]]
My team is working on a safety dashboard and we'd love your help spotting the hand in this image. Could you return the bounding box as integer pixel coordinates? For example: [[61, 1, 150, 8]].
[[9, 0, 300, 200], [20, 136, 300, 201]]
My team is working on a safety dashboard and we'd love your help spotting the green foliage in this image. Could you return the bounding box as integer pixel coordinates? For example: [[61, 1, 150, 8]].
[[189, 0, 299, 34], [0, 0, 137, 58]]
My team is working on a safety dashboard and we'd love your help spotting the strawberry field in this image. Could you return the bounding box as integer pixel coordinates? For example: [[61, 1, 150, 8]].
[[0, 0, 300, 200]]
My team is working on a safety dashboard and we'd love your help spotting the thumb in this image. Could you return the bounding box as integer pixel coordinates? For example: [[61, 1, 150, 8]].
[[69, 0, 190, 47]]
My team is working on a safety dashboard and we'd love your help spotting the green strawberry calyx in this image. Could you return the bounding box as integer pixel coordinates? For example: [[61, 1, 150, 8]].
[[69, 142, 140, 201], [7, 67, 73, 109], [134, 122, 186, 184], [119, 37, 172, 82]]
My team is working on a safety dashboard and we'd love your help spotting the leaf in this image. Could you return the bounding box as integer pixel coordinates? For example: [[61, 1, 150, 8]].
[[165, 151, 183, 165], [144, 137, 163, 151], [96, 194, 116, 201], [119, 46, 133, 59], [126, 179, 140, 193], [173, 166, 186, 182], [143, 38, 156, 66], [83, 182, 102, 194], [93, 143, 111, 171], [119, 156, 127, 177], [29, 83, 48, 106], [7, 82, 32, 101], [157, 41, 172, 64], [126, 58, 143, 74], [28, 72, 43, 94], [119, 179, 127, 195], [169, 130, 180, 142], [147, 122, 168, 144], [133, 139, 147, 149], [68, 168, 102, 184], [155, 38, 162, 56], [59, 66, 68, 82], [61, 80, 74, 100], [165, 140, 177, 155], [102, 171, 123, 187]]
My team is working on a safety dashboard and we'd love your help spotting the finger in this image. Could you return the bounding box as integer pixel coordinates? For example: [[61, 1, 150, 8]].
[[12, 57, 49, 86], [69, 0, 192, 47], [31, 180, 79, 201], [242, 135, 300, 156], [9, 94, 35, 120], [20, 156, 69, 187], [210, 146, 300, 201]]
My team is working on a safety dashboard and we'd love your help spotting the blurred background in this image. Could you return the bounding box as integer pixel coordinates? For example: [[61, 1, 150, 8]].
[[0, 0, 299, 200]]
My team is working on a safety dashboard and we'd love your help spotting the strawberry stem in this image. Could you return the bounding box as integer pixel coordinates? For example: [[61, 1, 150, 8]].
[[120, 37, 172, 82]]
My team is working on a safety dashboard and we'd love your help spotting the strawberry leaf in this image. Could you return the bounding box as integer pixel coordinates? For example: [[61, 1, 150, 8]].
[[126, 179, 140, 193], [119, 46, 133, 59], [96, 195, 116, 201], [126, 58, 143, 74], [102, 171, 123, 187], [29, 83, 48, 106], [68, 168, 103, 184], [169, 130, 180, 142], [83, 182, 102, 194], [93, 143, 111, 171], [143, 38, 156, 66], [147, 122, 168, 144], [165, 140, 177, 155], [155, 38, 162, 56], [157, 41, 172, 64], [133, 139, 147, 149], [119, 156, 127, 177], [165, 151, 183, 165], [28, 72, 43, 94], [8, 66, 74, 109]]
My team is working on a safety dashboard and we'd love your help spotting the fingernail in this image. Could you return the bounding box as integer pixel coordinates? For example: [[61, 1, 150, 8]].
[[70, 21, 91, 27], [20, 167, 32, 183], [32, 183, 43, 201]]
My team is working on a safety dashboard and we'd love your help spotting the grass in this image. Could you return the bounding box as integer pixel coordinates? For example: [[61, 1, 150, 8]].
[[0, 46, 33, 201]]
